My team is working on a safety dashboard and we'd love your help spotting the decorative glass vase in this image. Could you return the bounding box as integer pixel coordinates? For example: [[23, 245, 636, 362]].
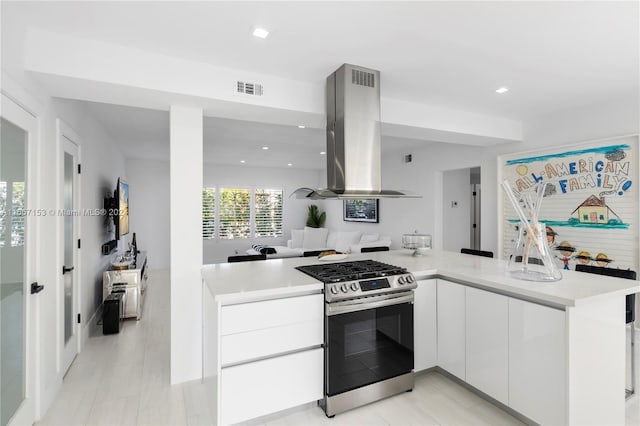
[[508, 222, 562, 282], [402, 234, 432, 256]]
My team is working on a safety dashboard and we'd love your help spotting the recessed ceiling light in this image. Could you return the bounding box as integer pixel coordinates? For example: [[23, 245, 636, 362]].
[[495, 87, 509, 94], [320, 151, 326, 155], [298, 125, 306, 129], [240, 160, 246, 164], [252, 27, 269, 39], [287, 163, 293, 167], [262, 146, 269, 150]]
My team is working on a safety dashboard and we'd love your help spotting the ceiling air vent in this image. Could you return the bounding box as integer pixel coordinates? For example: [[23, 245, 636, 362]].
[[236, 81, 263, 96], [351, 69, 375, 88]]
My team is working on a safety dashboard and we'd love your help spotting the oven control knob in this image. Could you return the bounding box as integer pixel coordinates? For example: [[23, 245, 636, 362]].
[[340, 283, 349, 293], [398, 276, 406, 285], [330, 285, 339, 295], [350, 282, 359, 292], [406, 275, 415, 283]]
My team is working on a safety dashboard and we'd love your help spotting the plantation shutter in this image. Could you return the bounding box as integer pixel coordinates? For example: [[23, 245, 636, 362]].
[[202, 187, 216, 240], [219, 188, 250, 239], [254, 188, 283, 237]]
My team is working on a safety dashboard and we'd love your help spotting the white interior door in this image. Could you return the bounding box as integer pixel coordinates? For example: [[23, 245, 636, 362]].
[[61, 128, 79, 375], [1, 94, 37, 426]]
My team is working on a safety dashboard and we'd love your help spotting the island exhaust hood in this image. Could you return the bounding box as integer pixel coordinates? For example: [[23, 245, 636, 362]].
[[292, 64, 418, 199]]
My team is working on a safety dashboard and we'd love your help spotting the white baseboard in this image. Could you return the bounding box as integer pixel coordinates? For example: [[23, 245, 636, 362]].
[[38, 375, 63, 420], [81, 305, 102, 350]]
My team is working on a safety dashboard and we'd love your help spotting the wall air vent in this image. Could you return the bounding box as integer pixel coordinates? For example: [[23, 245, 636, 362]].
[[351, 69, 375, 88], [236, 81, 264, 96]]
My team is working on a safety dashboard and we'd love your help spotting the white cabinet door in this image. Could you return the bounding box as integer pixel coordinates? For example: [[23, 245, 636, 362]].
[[220, 348, 323, 425], [437, 279, 466, 379], [509, 298, 565, 425], [414, 279, 437, 371], [466, 287, 509, 404]]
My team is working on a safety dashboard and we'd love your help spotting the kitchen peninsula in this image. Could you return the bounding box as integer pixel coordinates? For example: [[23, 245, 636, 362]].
[[202, 250, 639, 425]]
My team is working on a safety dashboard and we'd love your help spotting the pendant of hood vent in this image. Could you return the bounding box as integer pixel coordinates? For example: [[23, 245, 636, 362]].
[[292, 64, 419, 199]]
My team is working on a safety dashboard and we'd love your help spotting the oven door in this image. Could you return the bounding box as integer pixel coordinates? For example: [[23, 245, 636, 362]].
[[325, 292, 414, 397]]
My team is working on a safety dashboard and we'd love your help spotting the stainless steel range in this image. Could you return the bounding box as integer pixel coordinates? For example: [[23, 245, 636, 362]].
[[296, 260, 417, 417]]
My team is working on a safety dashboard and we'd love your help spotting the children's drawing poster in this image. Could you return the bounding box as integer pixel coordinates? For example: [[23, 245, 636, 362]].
[[498, 135, 639, 272]]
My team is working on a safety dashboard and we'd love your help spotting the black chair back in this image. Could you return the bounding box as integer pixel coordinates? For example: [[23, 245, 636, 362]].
[[227, 254, 267, 263], [575, 264, 637, 323], [513, 255, 544, 266], [361, 246, 390, 253], [461, 248, 494, 258]]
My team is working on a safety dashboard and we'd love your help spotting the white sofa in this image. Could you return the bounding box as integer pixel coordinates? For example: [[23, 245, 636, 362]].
[[246, 227, 391, 259]]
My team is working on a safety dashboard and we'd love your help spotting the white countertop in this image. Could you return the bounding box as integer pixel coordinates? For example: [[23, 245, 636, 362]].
[[202, 249, 639, 307]]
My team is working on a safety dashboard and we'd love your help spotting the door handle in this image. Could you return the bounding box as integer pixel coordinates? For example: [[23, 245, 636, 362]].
[[62, 265, 75, 274], [31, 282, 44, 294]]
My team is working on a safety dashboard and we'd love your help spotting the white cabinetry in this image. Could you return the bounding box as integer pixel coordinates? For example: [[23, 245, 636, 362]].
[[102, 252, 148, 320], [509, 298, 565, 425], [437, 279, 466, 379], [217, 293, 324, 425], [414, 279, 437, 371], [465, 287, 509, 404], [220, 348, 323, 425]]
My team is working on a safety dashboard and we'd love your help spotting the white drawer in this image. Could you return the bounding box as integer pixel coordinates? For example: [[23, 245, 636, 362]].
[[220, 319, 322, 366], [220, 348, 323, 425], [220, 294, 323, 336]]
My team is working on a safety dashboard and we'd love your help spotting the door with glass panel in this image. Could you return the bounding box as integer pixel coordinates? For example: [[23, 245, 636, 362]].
[[61, 134, 79, 374], [1, 94, 37, 426]]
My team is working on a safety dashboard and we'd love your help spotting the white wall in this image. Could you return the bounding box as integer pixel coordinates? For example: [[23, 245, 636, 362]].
[[323, 98, 639, 256], [53, 99, 127, 332], [203, 164, 323, 263], [122, 161, 322, 265], [442, 168, 471, 252], [2, 14, 127, 415], [125, 159, 170, 269]]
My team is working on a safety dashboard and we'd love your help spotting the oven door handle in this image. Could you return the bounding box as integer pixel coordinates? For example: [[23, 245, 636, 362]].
[[326, 291, 414, 316]]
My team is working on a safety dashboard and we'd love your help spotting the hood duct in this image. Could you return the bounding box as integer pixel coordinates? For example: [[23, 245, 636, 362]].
[[292, 64, 418, 199]]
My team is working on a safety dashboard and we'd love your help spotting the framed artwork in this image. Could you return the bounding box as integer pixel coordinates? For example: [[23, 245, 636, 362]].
[[344, 199, 379, 223], [498, 135, 638, 272]]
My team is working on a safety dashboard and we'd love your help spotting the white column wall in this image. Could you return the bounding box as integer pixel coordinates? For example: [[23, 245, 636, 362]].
[[170, 105, 203, 384]]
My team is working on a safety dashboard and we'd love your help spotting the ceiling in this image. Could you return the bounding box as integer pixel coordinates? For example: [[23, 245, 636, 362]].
[[81, 100, 428, 169], [6, 1, 638, 121], [5, 1, 639, 168]]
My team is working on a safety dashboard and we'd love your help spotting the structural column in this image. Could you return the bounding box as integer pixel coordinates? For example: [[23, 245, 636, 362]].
[[170, 105, 203, 384]]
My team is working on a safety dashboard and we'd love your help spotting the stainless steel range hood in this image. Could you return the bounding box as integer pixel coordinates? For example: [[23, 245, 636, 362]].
[[292, 64, 418, 199]]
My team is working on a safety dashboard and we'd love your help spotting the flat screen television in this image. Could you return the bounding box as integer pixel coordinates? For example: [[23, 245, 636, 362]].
[[117, 178, 129, 239]]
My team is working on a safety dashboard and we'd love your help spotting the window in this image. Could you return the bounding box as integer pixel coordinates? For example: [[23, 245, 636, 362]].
[[0, 182, 6, 248], [202, 188, 216, 240], [254, 189, 283, 237], [599, 214, 605, 221], [583, 214, 589, 221], [11, 182, 25, 247], [219, 188, 251, 239], [202, 187, 284, 240]]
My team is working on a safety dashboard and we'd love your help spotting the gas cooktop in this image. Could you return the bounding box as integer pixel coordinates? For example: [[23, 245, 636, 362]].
[[297, 260, 416, 302], [296, 260, 407, 283]]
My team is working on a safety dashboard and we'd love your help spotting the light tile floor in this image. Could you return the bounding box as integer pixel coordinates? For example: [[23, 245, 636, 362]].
[[38, 270, 640, 425]]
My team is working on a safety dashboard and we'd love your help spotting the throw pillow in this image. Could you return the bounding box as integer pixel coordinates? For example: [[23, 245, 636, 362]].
[[303, 226, 329, 249], [335, 231, 362, 253], [251, 244, 276, 255], [291, 229, 304, 248], [360, 233, 380, 243]]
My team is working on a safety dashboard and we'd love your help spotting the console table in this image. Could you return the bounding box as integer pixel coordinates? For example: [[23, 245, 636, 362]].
[[103, 251, 148, 320]]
